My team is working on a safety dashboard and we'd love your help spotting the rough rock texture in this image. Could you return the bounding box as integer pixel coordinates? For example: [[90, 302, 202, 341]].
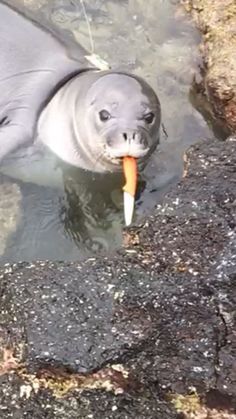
[[181, 0, 236, 133], [0, 138, 236, 418]]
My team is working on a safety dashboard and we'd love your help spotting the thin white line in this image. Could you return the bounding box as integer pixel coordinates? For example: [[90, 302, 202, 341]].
[[80, 0, 94, 54]]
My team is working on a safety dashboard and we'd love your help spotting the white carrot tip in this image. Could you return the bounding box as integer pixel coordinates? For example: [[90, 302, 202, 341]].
[[123, 191, 135, 226]]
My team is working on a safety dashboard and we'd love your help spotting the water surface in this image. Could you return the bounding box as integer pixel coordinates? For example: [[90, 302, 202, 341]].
[[1, 0, 214, 262]]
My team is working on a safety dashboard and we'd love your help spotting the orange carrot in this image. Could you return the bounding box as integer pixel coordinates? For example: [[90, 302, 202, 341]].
[[122, 156, 137, 197], [122, 157, 138, 226]]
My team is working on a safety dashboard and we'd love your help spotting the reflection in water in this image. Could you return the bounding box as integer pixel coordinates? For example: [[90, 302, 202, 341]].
[[0, 0, 215, 262], [61, 166, 149, 253], [60, 168, 124, 253]]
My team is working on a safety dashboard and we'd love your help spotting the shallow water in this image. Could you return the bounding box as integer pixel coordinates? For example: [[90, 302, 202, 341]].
[[0, 0, 214, 262]]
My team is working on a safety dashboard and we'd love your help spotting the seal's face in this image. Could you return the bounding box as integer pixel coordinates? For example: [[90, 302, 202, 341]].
[[39, 71, 161, 173], [81, 72, 161, 171]]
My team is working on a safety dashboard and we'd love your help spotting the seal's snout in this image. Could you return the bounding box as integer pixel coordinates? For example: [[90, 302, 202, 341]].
[[122, 130, 148, 148], [106, 129, 150, 159]]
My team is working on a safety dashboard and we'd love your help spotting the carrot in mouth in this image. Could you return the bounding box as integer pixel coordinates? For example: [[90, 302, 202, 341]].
[[122, 156, 138, 226]]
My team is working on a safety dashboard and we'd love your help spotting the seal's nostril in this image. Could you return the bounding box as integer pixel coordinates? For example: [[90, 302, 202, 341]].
[[123, 133, 128, 141]]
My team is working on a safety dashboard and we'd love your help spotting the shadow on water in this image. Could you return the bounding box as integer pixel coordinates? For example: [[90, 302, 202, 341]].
[[0, 0, 219, 262]]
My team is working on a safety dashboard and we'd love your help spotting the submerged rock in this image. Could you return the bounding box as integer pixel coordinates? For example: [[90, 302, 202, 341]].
[[181, 0, 236, 133], [0, 180, 21, 256], [0, 138, 236, 418]]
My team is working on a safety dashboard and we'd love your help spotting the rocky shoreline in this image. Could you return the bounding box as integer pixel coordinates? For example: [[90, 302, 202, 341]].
[[0, 138, 236, 418], [181, 0, 236, 134]]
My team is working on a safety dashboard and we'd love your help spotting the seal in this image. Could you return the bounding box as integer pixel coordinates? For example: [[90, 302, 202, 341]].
[[0, 2, 161, 173]]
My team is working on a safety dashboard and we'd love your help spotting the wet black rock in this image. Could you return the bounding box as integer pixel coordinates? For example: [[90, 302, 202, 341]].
[[0, 138, 236, 418]]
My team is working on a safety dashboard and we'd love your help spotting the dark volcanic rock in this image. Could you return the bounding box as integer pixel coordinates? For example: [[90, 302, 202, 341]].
[[0, 138, 236, 418]]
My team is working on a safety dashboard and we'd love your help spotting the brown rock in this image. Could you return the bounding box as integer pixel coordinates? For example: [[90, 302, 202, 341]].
[[181, 0, 236, 133]]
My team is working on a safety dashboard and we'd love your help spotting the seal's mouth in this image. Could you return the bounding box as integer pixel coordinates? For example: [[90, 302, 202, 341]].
[[106, 146, 148, 160], [104, 150, 148, 173], [97, 126, 152, 170], [104, 130, 150, 161]]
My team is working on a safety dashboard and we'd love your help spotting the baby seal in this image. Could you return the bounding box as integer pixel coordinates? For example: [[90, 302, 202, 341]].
[[39, 71, 161, 172], [0, 2, 161, 173]]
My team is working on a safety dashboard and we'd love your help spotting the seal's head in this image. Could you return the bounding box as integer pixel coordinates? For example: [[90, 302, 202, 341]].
[[39, 70, 161, 173], [83, 72, 161, 171]]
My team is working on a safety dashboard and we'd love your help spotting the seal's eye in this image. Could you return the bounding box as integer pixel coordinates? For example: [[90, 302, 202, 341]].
[[99, 109, 111, 122], [144, 112, 155, 124]]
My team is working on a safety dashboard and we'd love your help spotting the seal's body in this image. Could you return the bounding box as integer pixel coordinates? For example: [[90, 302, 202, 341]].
[[0, 2, 161, 173], [0, 2, 85, 160]]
